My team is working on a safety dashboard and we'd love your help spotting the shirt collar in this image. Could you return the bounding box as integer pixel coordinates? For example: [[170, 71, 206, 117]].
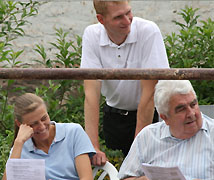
[[160, 113, 208, 140], [99, 18, 137, 47], [160, 124, 171, 140], [200, 113, 209, 131], [25, 121, 65, 152]]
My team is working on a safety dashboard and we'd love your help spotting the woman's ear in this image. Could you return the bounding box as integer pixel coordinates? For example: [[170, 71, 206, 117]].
[[15, 119, 21, 127]]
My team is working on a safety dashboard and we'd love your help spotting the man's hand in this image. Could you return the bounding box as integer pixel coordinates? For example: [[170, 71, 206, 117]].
[[91, 148, 107, 166]]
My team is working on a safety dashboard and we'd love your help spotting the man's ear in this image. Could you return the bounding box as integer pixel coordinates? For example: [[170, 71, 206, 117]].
[[96, 14, 104, 24], [15, 119, 21, 127], [160, 114, 170, 125]]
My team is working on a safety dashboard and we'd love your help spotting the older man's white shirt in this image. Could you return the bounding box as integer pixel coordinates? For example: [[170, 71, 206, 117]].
[[118, 113, 214, 180]]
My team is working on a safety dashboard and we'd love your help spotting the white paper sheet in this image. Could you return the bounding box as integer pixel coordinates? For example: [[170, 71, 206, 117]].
[[142, 163, 186, 180], [6, 159, 45, 180]]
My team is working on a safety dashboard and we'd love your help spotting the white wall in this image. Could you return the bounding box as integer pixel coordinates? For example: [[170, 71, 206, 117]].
[[6, 1, 214, 65]]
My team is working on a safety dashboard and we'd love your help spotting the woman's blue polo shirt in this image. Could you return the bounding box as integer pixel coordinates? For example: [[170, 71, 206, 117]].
[[17, 122, 95, 180]]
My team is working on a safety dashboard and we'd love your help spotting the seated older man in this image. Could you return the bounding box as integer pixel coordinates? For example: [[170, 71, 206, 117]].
[[118, 80, 214, 180]]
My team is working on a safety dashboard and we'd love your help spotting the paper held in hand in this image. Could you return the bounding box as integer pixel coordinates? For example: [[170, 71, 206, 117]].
[[142, 163, 186, 180], [6, 159, 46, 180]]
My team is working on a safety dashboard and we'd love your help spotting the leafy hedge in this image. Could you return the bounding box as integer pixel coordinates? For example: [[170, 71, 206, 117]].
[[165, 6, 214, 104]]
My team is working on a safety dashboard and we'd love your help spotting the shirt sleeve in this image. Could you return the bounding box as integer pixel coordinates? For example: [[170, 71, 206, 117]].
[[140, 21, 169, 69], [72, 124, 96, 158], [80, 26, 102, 68], [118, 132, 147, 179]]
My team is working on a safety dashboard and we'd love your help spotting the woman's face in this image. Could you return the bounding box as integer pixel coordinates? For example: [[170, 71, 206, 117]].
[[22, 104, 51, 142]]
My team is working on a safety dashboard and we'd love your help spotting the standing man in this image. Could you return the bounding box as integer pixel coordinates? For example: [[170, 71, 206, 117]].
[[81, 0, 169, 166]]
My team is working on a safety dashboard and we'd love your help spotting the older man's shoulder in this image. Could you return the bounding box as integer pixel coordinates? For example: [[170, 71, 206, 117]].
[[202, 113, 214, 133], [138, 121, 166, 136]]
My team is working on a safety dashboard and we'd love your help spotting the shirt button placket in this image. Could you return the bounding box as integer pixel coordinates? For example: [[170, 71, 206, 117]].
[[117, 47, 121, 59]]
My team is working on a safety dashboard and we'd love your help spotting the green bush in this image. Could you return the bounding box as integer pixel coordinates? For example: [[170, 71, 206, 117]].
[[34, 27, 82, 68], [0, 0, 39, 134], [164, 6, 214, 104], [0, 0, 39, 67], [0, 130, 14, 177]]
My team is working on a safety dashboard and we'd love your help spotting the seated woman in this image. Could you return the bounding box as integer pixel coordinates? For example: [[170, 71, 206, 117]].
[[3, 93, 95, 180]]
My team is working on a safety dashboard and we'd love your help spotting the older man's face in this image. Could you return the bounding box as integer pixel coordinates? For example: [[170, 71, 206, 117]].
[[163, 91, 202, 139]]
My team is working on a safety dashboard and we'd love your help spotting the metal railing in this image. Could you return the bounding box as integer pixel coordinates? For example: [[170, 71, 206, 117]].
[[0, 68, 214, 80]]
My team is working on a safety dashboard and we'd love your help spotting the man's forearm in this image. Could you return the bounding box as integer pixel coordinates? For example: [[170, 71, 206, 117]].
[[135, 102, 154, 135], [135, 80, 157, 136], [84, 80, 101, 149], [84, 99, 100, 149]]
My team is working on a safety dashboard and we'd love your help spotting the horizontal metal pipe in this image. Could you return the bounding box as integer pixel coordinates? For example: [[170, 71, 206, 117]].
[[0, 68, 214, 80]]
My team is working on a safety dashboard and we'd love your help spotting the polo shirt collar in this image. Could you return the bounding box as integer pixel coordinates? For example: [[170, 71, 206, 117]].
[[52, 121, 65, 142], [25, 121, 65, 152], [160, 115, 208, 140], [99, 18, 137, 47]]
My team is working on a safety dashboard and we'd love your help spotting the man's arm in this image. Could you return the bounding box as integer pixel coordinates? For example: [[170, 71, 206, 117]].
[[84, 80, 107, 166], [135, 80, 158, 136]]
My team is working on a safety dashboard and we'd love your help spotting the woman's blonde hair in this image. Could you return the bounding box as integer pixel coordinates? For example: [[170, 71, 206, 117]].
[[13, 93, 46, 145]]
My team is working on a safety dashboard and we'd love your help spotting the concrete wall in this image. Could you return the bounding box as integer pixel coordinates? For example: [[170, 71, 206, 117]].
[[5, 1, 214, 65]]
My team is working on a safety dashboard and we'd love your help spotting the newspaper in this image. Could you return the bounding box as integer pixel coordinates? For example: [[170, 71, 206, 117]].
[[6, 159, 46, 180], [142, 163, 186, 180]]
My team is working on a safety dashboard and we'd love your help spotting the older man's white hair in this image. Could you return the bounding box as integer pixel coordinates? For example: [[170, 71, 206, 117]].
[[154, 80, 196, 116]]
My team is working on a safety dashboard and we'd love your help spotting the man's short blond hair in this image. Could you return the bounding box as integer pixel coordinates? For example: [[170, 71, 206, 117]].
[[93, 0, 129, 16]]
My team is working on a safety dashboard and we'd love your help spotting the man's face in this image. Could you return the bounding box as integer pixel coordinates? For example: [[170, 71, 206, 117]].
[[98, 1, 133, 43], [162, 92, 202, 139]]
